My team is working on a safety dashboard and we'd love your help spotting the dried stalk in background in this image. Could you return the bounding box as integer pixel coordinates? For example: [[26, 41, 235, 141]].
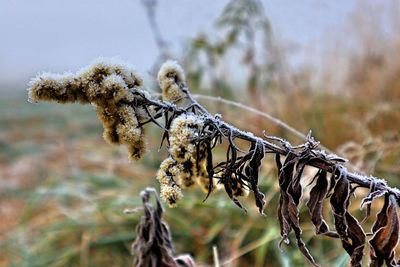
[[28, 59, 400, 266], [125, 187, 195, 267]]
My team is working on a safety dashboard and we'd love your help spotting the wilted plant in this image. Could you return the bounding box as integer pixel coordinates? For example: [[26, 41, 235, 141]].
[[28, 58, 400, 266], [125, 187, 196, 267]]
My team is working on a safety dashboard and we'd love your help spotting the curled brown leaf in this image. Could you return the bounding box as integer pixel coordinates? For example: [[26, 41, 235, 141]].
[[330, 169, 366, 267], [245, 140, 266, 214], [276, 153, 319, 267], [369, 193, 399, 267], [307, 170, 338, 238]]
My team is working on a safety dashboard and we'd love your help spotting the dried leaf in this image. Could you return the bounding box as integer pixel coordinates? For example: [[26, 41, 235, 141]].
[[345, 212, 365, 266], [330, 172, 350, 231], [307, 170, 338, 238], [330, 169, 366, 267], [289, 157, 308, 206], [276, 153, 293, 246], [369, 193, 399, 267], [245, 140, 265, 214], [203, 140, 215, 201], [222, 165, 246, 211], [276, 152, 319, 267]]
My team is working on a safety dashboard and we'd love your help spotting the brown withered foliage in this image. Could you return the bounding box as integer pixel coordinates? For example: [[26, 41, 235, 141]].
[[329, 167, 365, 267], [130, 188, 196, 267], [28, 59, 400, 266], [369, 193, 399, 267], [306, 170, 338, 238]]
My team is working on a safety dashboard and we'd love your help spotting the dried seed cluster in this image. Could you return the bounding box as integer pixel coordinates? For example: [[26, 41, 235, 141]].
[[157, 114, 220, 207], [157, 157, 184, 207], [157, 60, 186, 103], [28, 59, 146, 160]]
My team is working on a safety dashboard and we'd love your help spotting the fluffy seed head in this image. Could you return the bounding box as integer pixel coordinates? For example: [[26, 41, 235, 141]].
[[157, 157, 193, 188], [87, 74, 133, 104], [117, 124, 141, 144], [28, 58, 142, 105], [28, 72, 88, 104], [160, 184, 183, 207], [169, 114, 204, 163], [79, 58, 142, 89], [102, 127, 118, 144], [96, 105, 119, 144], [117, 105, 139, 129], [158, 157, 178, 184], [27, 59, 147, 162], [157, 60, 186, 103], [127, 132, 146, 161], [197, 175, 213, 193]]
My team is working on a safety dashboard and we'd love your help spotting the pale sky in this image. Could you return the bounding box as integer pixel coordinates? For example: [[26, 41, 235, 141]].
[[0, 0, 365, 89]]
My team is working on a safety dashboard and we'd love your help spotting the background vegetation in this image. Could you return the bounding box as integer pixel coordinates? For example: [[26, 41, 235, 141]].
[[1, 0, 400, 266]]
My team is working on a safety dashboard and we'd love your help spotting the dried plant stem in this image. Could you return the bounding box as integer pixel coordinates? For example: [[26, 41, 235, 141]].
[[192, 94, 309, 143], [136, 90, 400, 200], [154, 91, 362, 174], [192, 95, 369, 176]]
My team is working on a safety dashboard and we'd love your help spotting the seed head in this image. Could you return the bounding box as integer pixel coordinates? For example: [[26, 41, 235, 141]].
[[169, 114, 204, 163], [86, 74, 133, 105], [157, 60, 186, 103], [127, 137, 146, 161], [28, 72, 88, 104], [28, 59, 147, 161], [160, 184, 183, 208], [79, 58, 142, 89]]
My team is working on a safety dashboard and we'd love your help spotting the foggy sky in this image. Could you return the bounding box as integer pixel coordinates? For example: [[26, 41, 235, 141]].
[[0, 0, 357, 88]]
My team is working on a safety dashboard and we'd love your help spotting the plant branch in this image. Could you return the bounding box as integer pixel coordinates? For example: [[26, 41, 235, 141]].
[[28, 59, 400, 266], [135, 88, 400, 200]]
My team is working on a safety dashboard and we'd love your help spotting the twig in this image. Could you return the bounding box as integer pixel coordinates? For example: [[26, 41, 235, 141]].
[[136, 89, 400, 200], [192, 94, 325, 150], [194, 93, 364, 174]]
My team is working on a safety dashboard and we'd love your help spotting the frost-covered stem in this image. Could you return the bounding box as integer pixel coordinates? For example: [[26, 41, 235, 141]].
[[191, 93, 364, 174], [181, 86, 210, 115], [185, 88, 400, 198], [137, 88, 400, 200], [192, 94, 314, 146]]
